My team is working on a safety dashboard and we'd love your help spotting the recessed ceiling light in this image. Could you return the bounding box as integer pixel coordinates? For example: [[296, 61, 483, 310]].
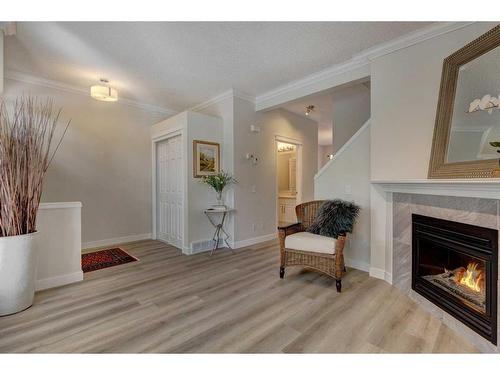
[[90, 78, 118, 102]]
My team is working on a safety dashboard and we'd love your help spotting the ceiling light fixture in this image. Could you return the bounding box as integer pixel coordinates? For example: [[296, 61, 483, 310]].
[[305, 105, 315, 116], [90, 79, 118, 102]]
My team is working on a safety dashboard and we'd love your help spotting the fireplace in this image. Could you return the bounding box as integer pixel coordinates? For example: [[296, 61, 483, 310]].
[[412, 214, 498, 344]]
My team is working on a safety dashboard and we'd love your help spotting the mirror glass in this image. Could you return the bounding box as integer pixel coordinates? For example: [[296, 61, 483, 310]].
[[446, 46, 500, 163]]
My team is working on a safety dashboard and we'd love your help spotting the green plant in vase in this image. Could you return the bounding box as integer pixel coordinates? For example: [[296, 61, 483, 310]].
[[201, 171, 237, 209]]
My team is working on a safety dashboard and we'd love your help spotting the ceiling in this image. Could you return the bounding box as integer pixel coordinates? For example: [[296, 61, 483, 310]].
[[4, 22, 432, 111]]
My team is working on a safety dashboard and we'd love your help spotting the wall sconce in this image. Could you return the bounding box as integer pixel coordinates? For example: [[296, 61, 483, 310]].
[[326, 154, 334, 160], [246, 153, 258, 165]]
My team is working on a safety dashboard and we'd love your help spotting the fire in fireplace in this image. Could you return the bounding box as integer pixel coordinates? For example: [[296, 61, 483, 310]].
[[412, 214, 498, 344], [423, 262, 485, 313]]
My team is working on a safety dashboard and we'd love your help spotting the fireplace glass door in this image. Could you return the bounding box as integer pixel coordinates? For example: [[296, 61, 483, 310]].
[[412, 214, 497, 344], [417, 237, 486, 314]]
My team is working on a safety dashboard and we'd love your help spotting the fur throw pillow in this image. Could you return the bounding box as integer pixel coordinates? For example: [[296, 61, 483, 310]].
[[307, 199, 360, 238]]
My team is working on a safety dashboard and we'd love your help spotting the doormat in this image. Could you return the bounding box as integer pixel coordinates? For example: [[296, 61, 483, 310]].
[[81, 248, 138, 273]]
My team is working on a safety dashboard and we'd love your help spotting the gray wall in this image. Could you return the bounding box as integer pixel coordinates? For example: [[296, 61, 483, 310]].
[[4, 78, 166, 246]]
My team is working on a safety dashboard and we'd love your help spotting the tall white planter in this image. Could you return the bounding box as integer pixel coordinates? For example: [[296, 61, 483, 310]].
[[0, 232, 38, 316]]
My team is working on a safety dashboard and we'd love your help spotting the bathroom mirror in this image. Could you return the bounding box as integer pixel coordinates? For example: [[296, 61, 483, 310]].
[[428, 25, 500, 178]]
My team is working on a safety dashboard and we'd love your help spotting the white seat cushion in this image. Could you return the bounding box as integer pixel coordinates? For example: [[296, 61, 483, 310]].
[[285, 232, 336, 255]]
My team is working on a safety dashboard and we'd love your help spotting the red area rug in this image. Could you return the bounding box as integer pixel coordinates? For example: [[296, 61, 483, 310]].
[[81, 248, 138, 273]]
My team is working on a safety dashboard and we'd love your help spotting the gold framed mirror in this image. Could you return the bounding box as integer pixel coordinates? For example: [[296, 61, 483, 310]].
[[428, 25, 500, 178]]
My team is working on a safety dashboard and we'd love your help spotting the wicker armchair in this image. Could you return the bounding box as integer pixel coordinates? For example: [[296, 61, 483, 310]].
[[278, 200, 347, 292]]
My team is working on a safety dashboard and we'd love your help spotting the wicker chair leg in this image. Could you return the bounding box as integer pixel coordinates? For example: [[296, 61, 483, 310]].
[[336, 279, 342, 293], [279, 267, 285, 279]]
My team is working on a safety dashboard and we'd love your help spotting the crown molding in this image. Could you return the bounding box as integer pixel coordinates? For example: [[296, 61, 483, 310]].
[[189, 88, 255, 112], [4, 69, 177, 116], [255, 58, 370, 111], [255, 22, 476, 111], [353, 22, 475, 62]]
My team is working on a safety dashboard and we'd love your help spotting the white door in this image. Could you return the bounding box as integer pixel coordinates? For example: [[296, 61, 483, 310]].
[[156, 135, 183, 248]]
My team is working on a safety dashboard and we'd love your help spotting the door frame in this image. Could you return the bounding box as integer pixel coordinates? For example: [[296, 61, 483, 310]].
[[274, 135, 303, 226], [151, 127, 185, 246]]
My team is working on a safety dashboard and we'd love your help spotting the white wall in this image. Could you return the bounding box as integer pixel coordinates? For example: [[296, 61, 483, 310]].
[[371, 22, 497, 180], [36, 203, 83, 290], [3, 79, 166, 247], [332, 84, 370, 154], [315, 122, 371, 272]]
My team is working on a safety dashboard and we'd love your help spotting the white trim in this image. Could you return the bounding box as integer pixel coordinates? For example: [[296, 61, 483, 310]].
[[256, 61, 369, 111], [371, 179, 500, 200], [275, 134, 303, 146], [369, 267, 389, 281], [232, 233, 277, 249], [189, 89, 234, 112], [35, 271, 83, 291], [233, 89, 256, 104], [353, 22, 474, 62], [315, 119, 371, 180], [345, 258, 370, 273], [189, 89, 255, 113], [39, 202, 82, 209], [82, 233, 151, 250], [255, 22, 474, 111], [384, 272, 393, 284], [5, 69, 177, 116]]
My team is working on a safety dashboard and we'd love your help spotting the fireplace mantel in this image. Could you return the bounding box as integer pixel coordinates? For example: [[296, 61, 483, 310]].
[[371, 179, 500, 199]]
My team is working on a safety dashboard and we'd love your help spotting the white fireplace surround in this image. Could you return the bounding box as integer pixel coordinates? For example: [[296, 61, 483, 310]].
[[370, 179, 500, 283], [370, 179, 500, 352]]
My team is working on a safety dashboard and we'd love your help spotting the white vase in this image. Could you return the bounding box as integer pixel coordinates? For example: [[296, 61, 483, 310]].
[[0, 232, 38, 316]]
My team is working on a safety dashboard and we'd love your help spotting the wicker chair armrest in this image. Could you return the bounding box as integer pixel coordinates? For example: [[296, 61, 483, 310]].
[[277, 222, 302, 235]]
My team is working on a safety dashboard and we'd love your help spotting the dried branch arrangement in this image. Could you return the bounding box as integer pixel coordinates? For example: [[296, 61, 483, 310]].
[[0, 96, 69, 237]]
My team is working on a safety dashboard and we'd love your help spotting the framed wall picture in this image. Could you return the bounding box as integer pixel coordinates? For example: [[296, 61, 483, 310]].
[[193, 140, 220, 178]]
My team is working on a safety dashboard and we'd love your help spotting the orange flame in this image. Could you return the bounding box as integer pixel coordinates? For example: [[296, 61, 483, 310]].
[[458, 262, 484, 292]]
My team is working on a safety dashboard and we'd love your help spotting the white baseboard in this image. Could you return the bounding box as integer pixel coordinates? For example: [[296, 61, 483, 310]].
[[369, 267, 386, 280], [232, 233, 277, 249], [82, 233, 152, 250], [36, 271, 83, 291], [384, 272, 393, 284], [369, 267, 393, 283], [345, 258, 370, 272]]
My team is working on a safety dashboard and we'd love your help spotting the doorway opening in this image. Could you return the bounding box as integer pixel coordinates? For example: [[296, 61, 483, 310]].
[[276, 140, 299, 224]]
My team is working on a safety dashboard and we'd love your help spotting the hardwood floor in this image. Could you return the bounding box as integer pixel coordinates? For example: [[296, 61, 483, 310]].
[[0, 239, 479, 353]]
